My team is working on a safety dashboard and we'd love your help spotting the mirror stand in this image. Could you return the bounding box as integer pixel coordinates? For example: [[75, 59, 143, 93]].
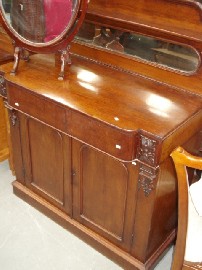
[[58, 46, 71, 81], [0, 0, 88, 80], [10, 45, 30, 76], [11, 45, 71, 80], [0, 0, 88, 79]]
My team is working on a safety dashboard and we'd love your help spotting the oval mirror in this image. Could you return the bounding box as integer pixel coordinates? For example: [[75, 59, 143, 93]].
[[0, 0, 88, 79]]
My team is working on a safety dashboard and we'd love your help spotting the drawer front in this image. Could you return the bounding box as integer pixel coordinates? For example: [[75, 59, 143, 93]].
[[69, 110, 137, 161], [7, 83, 137, 161], [7, 83, 66, 131]]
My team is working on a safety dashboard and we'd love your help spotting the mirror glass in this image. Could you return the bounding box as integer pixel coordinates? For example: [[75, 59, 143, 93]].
[[1, 0, 79, 43], [75, 22, 200, 74]]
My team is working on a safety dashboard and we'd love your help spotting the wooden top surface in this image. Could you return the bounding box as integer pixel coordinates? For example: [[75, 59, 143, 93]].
[[0, 48, 13, 64], [1, 54, 202, 140]]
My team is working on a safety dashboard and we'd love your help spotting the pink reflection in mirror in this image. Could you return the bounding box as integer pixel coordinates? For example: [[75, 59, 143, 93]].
[[44, 0, 72, 42]]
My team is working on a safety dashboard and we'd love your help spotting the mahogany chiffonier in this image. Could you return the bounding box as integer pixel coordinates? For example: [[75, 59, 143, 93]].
[[0, 0, 202, 269]]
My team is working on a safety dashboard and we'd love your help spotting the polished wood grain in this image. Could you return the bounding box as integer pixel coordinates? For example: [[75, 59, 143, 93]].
[[171, 147, 202, 270], [21, 116, 72, 214], [86, 0, 202, 43], [0, 26, 13, 56], [3, 55, 202, 139], [72, 140, 138, 250], [72, 0, 202, 97], [71, 40, 202, 97]]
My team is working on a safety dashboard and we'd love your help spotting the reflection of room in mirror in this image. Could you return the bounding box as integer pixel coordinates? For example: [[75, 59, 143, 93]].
[[2, 0, 73, 43], [2, 0, 11, 23], [76, 22, 199, 73]]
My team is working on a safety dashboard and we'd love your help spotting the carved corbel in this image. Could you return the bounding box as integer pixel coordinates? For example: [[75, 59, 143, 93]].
[[9, 111, 18, 126], [137, 134, 159, 166], [4, 102, 18, 126], [0, 75, 6, 97], [136, 134, 160, 196], [138, 164, 159, 196]]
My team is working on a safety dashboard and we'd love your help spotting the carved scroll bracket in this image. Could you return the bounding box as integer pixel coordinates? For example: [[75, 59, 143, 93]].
[[10, 111, 18, 126], [0, 75, 7, 97], [137, 134, 160, 166], [136, 134, 160, 196], [4, 102, 18, 126], [138, 163, 159, 197]]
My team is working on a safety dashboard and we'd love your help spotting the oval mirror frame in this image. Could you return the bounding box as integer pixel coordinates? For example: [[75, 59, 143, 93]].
[[0, 0, 89, 79]]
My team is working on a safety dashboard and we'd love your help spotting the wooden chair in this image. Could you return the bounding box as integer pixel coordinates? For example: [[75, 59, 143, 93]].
[[171, 147, 202, 270]]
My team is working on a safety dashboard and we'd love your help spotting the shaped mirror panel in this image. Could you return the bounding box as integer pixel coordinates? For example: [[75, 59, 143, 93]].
[[75, 22, 200, 74], [2, 0, 79, 43]]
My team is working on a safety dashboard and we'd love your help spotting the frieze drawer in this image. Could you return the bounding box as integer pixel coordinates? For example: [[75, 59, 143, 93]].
[[7, 83, 66, 132], [69, 110, 137, 161]]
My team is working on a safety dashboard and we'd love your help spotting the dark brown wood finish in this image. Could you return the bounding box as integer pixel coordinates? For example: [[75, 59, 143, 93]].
[[0, 96, 9, 161], [86, 0, 202, 43], [0, 26, 13, 164], [72, 139, 138, 251], [0, 49, 201, 269], [72, 0, 202, 96], [1, 1, 202, 269]]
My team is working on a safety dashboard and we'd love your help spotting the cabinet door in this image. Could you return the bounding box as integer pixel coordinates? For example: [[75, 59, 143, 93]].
[[72, 139, 138, 251], [18, 113, 72, 215]]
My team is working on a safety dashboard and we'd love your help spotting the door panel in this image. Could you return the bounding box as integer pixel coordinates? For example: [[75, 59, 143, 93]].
[[28, 119, 64, 203], [21, 116, 72, 215], [72, 139, 138, 251], [81, 145, 128, 240]]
